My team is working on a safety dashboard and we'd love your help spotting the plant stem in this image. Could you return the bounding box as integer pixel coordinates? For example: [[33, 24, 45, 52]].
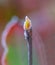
[[26, 29, 32, 65]]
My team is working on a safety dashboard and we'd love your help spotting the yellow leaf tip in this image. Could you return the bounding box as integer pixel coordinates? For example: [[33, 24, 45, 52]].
[[24, 16, 32, 30]]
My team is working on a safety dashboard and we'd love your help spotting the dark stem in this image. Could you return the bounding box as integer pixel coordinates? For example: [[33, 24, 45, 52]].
[[26, 29, 32, 65], [28, 36, 32, 65]]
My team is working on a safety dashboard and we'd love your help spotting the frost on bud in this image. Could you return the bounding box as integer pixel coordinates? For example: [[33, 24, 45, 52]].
[[23, 16, 32, 30], [23, 16, 32, 39]]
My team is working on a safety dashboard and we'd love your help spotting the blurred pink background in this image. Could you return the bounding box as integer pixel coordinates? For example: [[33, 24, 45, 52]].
[[0, 0, 55, 65]]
